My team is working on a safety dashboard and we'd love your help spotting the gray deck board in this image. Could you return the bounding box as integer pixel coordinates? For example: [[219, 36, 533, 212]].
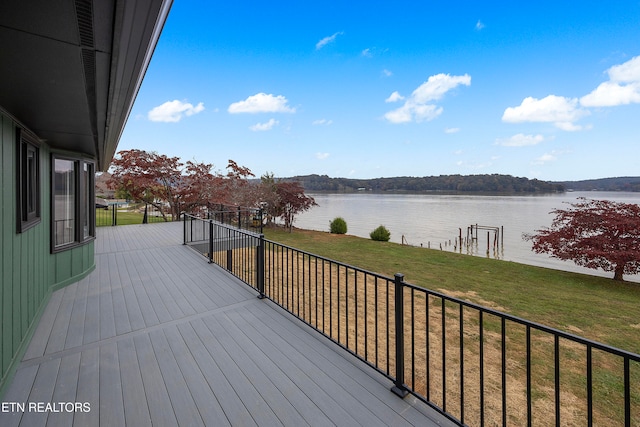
[[98, 343, 125, 427], [0, 222, 456, 427], [23, 291, 63, 360], [162, 326, 230, 427], [134, 334, 178, 426], [117, 338, 151, 427]]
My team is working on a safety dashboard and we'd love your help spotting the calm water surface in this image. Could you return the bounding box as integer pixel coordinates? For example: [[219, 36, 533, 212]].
[[294, 191, 640, 282]]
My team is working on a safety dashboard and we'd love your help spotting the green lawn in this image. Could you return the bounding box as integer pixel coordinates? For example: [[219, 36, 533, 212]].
[[95, 209, 172, 226], [264, 226, 640, 354]]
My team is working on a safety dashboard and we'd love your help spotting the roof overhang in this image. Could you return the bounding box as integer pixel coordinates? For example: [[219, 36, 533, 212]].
[[0, 0, 173, 170]]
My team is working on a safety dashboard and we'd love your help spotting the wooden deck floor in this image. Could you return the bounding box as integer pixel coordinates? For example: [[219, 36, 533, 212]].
[[0, 222, 455, 426]]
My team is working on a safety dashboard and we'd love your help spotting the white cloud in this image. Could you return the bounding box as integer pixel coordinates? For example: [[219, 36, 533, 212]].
[[228, 93, 295, 114], [315, 152, 330, 160], [249, 118, 278, 131], [385, 91, 405, 103], [608, 55, 640, 82], [361, 48, 372, 58], [316, 32, 343, 50], [148, 100, 205, 122], [580, 81, 640, 107], [312, 119, 333, 126], [502, 95, 589, 131], [476, 20, 485, 30], [445, 127, 460, 134], [495, 133, 545, 147], [412, 73, 472, 103], [580, 56, 640, 107], [382, 69, 393, 77], [384, 73, 471, 124], [532, 153, 557, 165]]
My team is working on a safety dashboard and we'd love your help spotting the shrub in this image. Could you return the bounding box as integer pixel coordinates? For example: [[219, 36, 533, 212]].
[[369, 225, 391, 241], [329, 217, 348, 234]]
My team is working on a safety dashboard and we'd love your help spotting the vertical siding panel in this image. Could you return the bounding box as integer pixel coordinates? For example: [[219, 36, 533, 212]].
[[1, 115, 14, 376], [0, 114, 5, 376], [40, 144, 50, 305], [21, 224, 29, 341]]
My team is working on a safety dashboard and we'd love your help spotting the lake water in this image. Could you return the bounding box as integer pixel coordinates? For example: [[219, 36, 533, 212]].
[[293, 191, 640, 282]]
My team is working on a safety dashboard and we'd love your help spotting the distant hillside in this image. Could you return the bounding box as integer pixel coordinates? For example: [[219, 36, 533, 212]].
[[557, 177, 640, 192], [286, 174, 565, 193]]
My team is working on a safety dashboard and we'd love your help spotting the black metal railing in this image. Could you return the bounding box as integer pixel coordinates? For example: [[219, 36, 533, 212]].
[[181, 213, 640, 426], [203, 204, 264, 233], [96, 202, 173, 226]]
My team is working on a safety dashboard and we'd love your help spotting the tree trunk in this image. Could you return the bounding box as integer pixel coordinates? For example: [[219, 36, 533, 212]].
[[613, 265, 624, 281]]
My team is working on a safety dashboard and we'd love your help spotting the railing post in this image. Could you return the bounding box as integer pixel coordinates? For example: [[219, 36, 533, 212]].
[[259, 208, 264, 234], [226, 228, 233, 271], [256, 234, 265, 299], [183, 213, 186, 245], [391, 273, 409, 398]]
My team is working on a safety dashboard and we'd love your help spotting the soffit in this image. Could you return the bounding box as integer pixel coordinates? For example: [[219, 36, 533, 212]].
[[0, 0, 172, 170]]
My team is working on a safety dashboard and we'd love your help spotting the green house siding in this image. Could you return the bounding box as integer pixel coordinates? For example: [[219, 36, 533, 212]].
[[0, 112, 95, 395]]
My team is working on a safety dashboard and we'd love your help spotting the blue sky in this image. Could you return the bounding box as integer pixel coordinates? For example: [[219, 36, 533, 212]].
[[118, 1, 640, 181]]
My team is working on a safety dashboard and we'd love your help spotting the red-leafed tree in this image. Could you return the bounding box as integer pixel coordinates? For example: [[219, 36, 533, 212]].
[[108, 149, 254, 220], [274, 181, 317, 232], [525, 198, 640, 281]]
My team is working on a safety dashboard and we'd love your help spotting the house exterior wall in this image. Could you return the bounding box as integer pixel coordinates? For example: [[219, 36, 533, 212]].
[[0, 111, 95, 395]]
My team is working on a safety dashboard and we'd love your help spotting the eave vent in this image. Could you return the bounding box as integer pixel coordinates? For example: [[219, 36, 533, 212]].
[[75, 0, 94, 48]]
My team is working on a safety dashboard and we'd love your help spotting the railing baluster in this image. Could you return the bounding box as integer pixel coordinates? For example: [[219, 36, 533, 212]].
[[526, 325, 532, 427], [329, 262, 333, 339], [208, 221, 213, 264], [502, 317, 507, 427], [375, 276, 379, 369], [479, 310, 484, 427], [460, 304, 464, 424], [586, 345, 593, 427], [355, 271, 358, 355], [345, 266, 349, 350], [411, 289, 415, 390], [364, 272, 368, 361], [442, 297, 446, 412], [624, 357, 630, 427], [426, 294, 430, 402], [556, 335, 561, 427]]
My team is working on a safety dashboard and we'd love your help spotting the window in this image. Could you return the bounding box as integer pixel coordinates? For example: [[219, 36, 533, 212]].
[[82, 162, 94, 239], [51, 155, 95, 251], [17, 129, 41, 232]]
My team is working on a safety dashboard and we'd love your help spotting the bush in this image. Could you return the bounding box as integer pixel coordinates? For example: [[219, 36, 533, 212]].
[[369, 225, 391, 241], [329, 217, 347, 234]]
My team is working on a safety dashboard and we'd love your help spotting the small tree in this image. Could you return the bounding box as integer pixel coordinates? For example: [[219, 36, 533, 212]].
[[274, 181, 317, 232], [330, 217, 347, 234], [370, 225, 391, 241], [525, 197, 640, 281]]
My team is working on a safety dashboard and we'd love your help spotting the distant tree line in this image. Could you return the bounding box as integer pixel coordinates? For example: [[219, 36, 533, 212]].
[[289, 174, 565, 193], [557, 177, 640, 192]]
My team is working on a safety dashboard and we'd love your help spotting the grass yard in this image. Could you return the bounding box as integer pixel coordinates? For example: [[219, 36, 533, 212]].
[[95, 208, 172, 226], [96, 209, 142, 226]]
